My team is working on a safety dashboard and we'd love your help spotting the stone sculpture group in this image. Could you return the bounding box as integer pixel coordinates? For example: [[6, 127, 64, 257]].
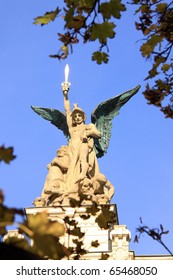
[[32, 72, 140, 207]]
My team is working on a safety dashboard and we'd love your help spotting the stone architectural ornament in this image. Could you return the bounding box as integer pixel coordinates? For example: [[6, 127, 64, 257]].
[[32, 65, 140, 207]]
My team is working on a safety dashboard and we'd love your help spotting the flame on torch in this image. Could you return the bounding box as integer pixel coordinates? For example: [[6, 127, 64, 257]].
[[65, 64, 70, 83]]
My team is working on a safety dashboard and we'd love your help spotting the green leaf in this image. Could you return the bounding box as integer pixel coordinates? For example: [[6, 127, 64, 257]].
[[161, 105, 173, 119], [0, 145, 16, 164], [142, 83, 165, 106], [99, 3, 112, 19], [27, 212, 65, 237], [92, 51, 109, 64], [145, 56, 164, 80], [161, 63, 171, 72], [144, 24, 157, 35], [33, 8, 60, 26], [79, 0, 96, 13], [90, 21, 115, 44], [0, 205, 15, 224], [146, 67, 159, 79], [65, 15, 86, 30], [0, 205, 15, 235], [33, 234, 68, 259], [156, 79, 170, 91], [140, 35, 163, 58], [100, 0, 126, 19], [156, 3, 167, 12], [4, 235, 30, 252], [140, 4, 150, 13]]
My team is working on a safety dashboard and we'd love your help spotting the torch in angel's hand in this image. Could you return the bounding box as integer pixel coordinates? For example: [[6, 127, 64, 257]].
[[61, 64, 71, 95]]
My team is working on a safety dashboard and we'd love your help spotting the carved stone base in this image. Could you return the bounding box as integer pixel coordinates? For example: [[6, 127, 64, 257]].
[[25, 204, 134, 260]]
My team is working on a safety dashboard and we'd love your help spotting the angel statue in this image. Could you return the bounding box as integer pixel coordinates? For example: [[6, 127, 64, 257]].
[[32, 75, 140, 207]]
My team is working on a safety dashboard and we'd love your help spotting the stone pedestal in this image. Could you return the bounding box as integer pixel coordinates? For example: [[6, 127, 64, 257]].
[[25, 204, 134, 260]]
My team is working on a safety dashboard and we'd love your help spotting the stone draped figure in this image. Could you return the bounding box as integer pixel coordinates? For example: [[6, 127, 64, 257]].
[[32, 84, 140, 206], [63, 89, 101, 188]]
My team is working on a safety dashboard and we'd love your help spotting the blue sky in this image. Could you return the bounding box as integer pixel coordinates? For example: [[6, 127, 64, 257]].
[[1, 1, 173, 256]]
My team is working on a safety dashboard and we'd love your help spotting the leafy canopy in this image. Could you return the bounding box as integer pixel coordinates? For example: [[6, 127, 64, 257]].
[[33, 0, 173, 118], [0, 191, 116, 259], [131, 0, 173, 118], [33, 0, 126, 64]]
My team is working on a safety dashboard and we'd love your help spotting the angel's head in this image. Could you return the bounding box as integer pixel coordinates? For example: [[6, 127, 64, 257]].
[[71, 103, 86, 125]]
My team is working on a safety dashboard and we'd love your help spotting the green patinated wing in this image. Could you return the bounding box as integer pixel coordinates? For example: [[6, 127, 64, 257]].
[[91, 85, 140, 158], [31, 106, 70, 139]]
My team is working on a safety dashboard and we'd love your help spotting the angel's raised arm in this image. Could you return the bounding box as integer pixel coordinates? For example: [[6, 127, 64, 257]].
[[62, 90, 72, 129]]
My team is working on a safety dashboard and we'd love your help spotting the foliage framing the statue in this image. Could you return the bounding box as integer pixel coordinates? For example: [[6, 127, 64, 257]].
[[134, 217, 173, 256], [130, 0, 173, 118], [33, 0, 173, 118], [33, 0, 126, 64], [0, 189, 116, 259]]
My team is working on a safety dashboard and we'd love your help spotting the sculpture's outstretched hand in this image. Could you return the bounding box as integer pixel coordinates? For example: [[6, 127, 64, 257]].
[[91, 85, 140, 158], [31, 106, 70, 139]]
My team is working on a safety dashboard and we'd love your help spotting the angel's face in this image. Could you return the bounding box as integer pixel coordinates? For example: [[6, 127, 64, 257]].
[[73, 112, 84, 124]]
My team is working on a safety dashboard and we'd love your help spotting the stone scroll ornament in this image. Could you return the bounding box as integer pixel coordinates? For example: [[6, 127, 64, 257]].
[[32, 65, 140, 207]]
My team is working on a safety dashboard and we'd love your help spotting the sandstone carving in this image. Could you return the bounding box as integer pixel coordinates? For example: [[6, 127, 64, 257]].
[[32, 67, 140, 206]]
